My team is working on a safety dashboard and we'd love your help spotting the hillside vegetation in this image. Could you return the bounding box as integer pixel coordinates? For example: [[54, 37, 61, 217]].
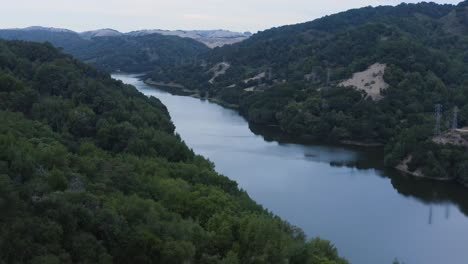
[[147, 1, 468, 185], [0, 40, 347, 264], [0, 28, 209, 72]]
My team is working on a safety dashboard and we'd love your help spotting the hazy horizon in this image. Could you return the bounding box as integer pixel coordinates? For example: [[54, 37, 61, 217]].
[[0, 0, 462, 33]]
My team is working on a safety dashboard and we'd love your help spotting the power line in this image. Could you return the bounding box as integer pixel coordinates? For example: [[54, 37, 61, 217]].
[[435, 104, 443, 137], [428, 205, 433, 225], [453, 106, 459, 130]]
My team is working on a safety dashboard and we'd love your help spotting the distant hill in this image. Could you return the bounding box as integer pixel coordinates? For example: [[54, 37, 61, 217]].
[[74, 34, 210, 72], [0, 26, 87, 53], [78, 28, 251, 48], [80, 28, 123, 39], [0, 27, 251, 72], [127, 29, 252, 48], [0, 27, 210, 72], [146, 1, 468, 185]]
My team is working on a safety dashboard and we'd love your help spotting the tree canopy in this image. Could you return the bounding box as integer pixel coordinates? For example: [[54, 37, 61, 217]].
[[146, 1, 468, 184], [0, 40, 347, 263]]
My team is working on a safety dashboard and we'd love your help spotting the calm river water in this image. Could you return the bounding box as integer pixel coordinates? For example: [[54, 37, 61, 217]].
[[114, 73, 468, 264]]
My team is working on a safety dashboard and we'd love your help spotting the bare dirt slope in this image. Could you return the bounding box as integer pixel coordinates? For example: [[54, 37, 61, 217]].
[[396, 155, 425, 178], [243, 72, 266, 83], [208, 62, 230, 83], [339, 63, 388, 100], [433, 130, 468, 147]]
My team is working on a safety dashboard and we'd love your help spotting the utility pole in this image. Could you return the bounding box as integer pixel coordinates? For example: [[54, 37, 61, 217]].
[[453, 106, 459, 130], [435, 104, 443, 137], [428, 205, 433, 225], [321, 67, 331, 95]]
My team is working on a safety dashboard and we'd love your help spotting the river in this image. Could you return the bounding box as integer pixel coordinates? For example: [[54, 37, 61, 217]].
[[114, 73, 468, 264]]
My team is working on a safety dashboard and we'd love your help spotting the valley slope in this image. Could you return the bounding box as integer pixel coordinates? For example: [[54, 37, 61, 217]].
[[0, 39, 347, 263], [146, 1, 468, 184], [0, 27, 210, 72]]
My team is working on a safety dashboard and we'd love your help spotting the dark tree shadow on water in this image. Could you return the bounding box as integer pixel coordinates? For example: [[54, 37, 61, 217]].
[[249, 123, 468, 217]]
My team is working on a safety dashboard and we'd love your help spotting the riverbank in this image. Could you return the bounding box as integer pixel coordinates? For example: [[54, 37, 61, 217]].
[[116, 73, 468, 264], [142, 76, 466, 188], [145, 79, 194, 96], [340, 140, 384, 147], [395, 155, 446, 180], [144, 79, 240, 109], [191, 94, 240, 110], [145, 79, 384, 146]]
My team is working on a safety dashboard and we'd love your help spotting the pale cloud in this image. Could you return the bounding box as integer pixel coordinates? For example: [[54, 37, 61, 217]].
[[0, 0, 462, 32]]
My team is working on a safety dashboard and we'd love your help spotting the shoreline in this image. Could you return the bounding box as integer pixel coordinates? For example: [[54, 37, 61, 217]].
[[395, 155, 454, 182], [144, 78, 386, 149], [142, 77, 465, 188], [395, 166, 452, 182], [144, 79, 241, 110], [190, 94, 239, 110], [340, 140, 384, 147]]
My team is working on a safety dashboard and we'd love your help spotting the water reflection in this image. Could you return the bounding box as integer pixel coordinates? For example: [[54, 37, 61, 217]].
[[251, 123, 468, 218], [389, 173, 468, 217]]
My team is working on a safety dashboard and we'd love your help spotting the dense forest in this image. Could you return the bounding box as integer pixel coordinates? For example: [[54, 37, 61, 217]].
[[0, 40, 347, 263], [146, 1, 468, 185], [0, 28, 209, 72]]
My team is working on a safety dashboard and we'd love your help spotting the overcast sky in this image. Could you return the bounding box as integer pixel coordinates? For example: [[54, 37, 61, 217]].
[[0, 0, 462, 33]]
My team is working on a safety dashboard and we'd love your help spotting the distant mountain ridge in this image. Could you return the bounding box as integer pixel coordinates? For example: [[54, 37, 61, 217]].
[[0, 26, 211, 72], [127, 29, 252, 48], [80, 28, 122, 39], [11, 26, 75, 33], [0, 26, 251, 48]]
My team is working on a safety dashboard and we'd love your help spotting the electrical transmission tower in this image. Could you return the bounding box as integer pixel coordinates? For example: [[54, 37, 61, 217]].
[[435, 104, 443, 137], [453, 106, 459, 130], [445, 204, 450, 220], [428, 205, 433, 225]]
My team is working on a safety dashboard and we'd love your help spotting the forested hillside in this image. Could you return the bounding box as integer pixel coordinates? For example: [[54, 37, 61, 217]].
[[0, 40, 347, 263], [0, 27, 209, 72], [147, 1, 468, 184]]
